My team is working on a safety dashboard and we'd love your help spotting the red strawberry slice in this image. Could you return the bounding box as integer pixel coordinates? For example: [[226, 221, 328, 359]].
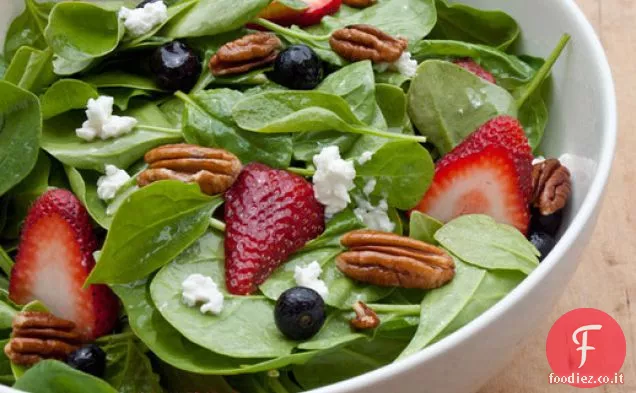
[[9, 189, 119, 339], [453, 58, 496, 84], [224, 163, 325, 295], [257, 0, 342, 27], [414, 145, 530, 233], [452, 116, 534, 201]]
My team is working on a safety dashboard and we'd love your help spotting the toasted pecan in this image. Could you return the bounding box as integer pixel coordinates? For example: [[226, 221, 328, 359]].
[[209, 32, 281, 76], [330, 24, 407, 63], [350, 301, 380, 330], [531, 159, 571, 215]]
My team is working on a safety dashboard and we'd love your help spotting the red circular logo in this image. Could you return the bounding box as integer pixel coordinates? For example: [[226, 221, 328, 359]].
[[546, 308, 626, 388]]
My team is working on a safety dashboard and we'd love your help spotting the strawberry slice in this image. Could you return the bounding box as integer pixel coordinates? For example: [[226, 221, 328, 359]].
[[412, 116, 533, 234], [224, 163, 325, 295], [9, 189, 119, 339], [257, 0, 342, 27], [453, 58, 496, 84]]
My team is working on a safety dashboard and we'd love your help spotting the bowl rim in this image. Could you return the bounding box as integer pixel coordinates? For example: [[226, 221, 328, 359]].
[[310, 0, 618, 391]]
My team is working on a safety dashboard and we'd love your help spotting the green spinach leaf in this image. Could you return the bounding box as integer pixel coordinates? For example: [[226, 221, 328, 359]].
[[398, 258, 524, 358], [3, 46, 56, 94], [86, 182, 222, 285], [0, 246, 14, 278], [103, 87, 152, 111], [354, 141, 434, 210], [409, 211, 443, 244], [41, 102, 182, 172], [429, 0, 519, 51], [41, 79, 98, 120], [434, 215, 540, 274], [13, 360, 118, 393], [0, 81, 42, 197], [179, 89, 293, 168], [102, 340, 163, 393], [162, 0, 270, 38], [82, 71, 164, 92], [3, 0, 54, 61], [407, 60, 517, 155]]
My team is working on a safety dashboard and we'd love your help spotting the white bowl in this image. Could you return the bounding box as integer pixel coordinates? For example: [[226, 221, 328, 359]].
[[0, 0, 616, 392]]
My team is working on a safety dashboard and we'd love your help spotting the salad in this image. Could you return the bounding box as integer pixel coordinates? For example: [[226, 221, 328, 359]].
[[0, 0, 573, 391]]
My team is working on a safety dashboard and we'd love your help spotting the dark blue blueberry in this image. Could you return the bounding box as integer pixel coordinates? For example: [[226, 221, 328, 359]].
[[150, 41, 201, 92], [529, 231, 557, 261], [530, 208, 563, 237], [268, 45, 324, 90], [66, 344, 106, 377], [275, 287, 326, 340], [137, 0, 161, 8]]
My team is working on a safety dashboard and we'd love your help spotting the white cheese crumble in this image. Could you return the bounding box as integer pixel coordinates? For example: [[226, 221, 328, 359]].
[[363, 179, 377, 196], [76, 96, 138, 141], [119, 1, 168, 37], [181, 274, 224, 315], [312, 146, 356, 218], [358, 151, 374, 165], [373, 52, 418, 78], [97, 165, 131, 201], [354, 198, 395, 232], [294, 261, 329, 299]]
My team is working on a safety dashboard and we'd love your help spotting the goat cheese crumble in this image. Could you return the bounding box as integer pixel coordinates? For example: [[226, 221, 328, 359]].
[[294, 261, 329, 299], [181, 274, 224, 315], [354, 197, 395, 232], [76, 96, 138, 141], [373, 52, 418, 78], [119, 1, 168, 37], [312, 146, 356, 218], [97, 165, 130, 201], [358, 151, 374, 165]]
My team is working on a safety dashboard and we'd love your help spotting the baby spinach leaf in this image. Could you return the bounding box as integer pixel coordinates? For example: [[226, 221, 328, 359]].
[[292, 131, 359, 162], [297, 311, 365, 350], [277, 0, 309, 10], [13, 360, 118, 393], [155, 361, 235, 393], [0, 81, 42, 197], [151, 259, 296, 358], [0, 247, 14, 278], [82, 71, 164, 92], [3, 0, 54, 61], [355, 141, 434, 210], [429, 0, 519, 51], [159, 96, 184, 127], [309, 0, 437, 44], [86, 182, 222, 285], [434, 215, 540, 274], [410, 40, 536, 90], [398, 258, 523, 358], [518, 85, 549, 152], [180, 89, 293, 168], [102, 88, 152, 111], [162, 0, 270, 38], [322, 260, 394, 309], [41, 102, 182, 172], [3, 46, 56, 94], [0, 339, 14, 385], [407, 60, 517, 155], [374, 83, 411, 133], [41, 79, 98, 120], [233, 91, 426, 142], [409, 211, 443, 244], [45, 2, 123, 65], [1, 152, 50, 239], [102, 340, 162, 393], [293, 336, 410, 390], [303, 209, 362, 251], [0, 56, 6, 79]]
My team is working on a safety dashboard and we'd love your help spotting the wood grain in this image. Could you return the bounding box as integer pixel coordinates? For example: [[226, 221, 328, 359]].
[[479, 0, 636, 391]]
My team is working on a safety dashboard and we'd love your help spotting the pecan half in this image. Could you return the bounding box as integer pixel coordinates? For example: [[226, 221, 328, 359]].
[[330, 24, 408, 63], [531, 158, 571, 215], [343, 0, 376, 8], [138, 144, 242, 196], [337, 230, 455, 289], [350, 301, 380, 330], [5, 311, 85, 367], [209, 32, 281, 76]]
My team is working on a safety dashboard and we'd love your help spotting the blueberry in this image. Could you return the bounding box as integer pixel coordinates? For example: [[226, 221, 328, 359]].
[[150, 41, 201, 92], [529, 231, 557, 261], [530, 208, 563, 237], [268, 45, 324, 90], [66, 344, 106, 377], [136, 0, 161, 7], [274, 287, 326, 340]]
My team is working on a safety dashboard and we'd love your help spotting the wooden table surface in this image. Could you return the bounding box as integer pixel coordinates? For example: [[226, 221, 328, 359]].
[[479, 0, 636, 391]]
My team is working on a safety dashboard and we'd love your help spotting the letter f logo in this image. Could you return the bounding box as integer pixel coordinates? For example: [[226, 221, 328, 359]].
[[572, 324, 603, 368]]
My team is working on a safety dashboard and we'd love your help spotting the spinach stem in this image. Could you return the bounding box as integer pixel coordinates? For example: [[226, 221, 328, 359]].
[[174, 90, 198, 107], [287, 167, 316, 176], [268, 376, 290, 393], [366, 304, 421, 315], [95, 331, 136, 345], [515, 34, 571, 108], [253, 18, 330, 42], [137, 124, 182, 135], [192, 73, 215, 94], [209, 217, 226, 232], [353, 126, 427, 142]]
